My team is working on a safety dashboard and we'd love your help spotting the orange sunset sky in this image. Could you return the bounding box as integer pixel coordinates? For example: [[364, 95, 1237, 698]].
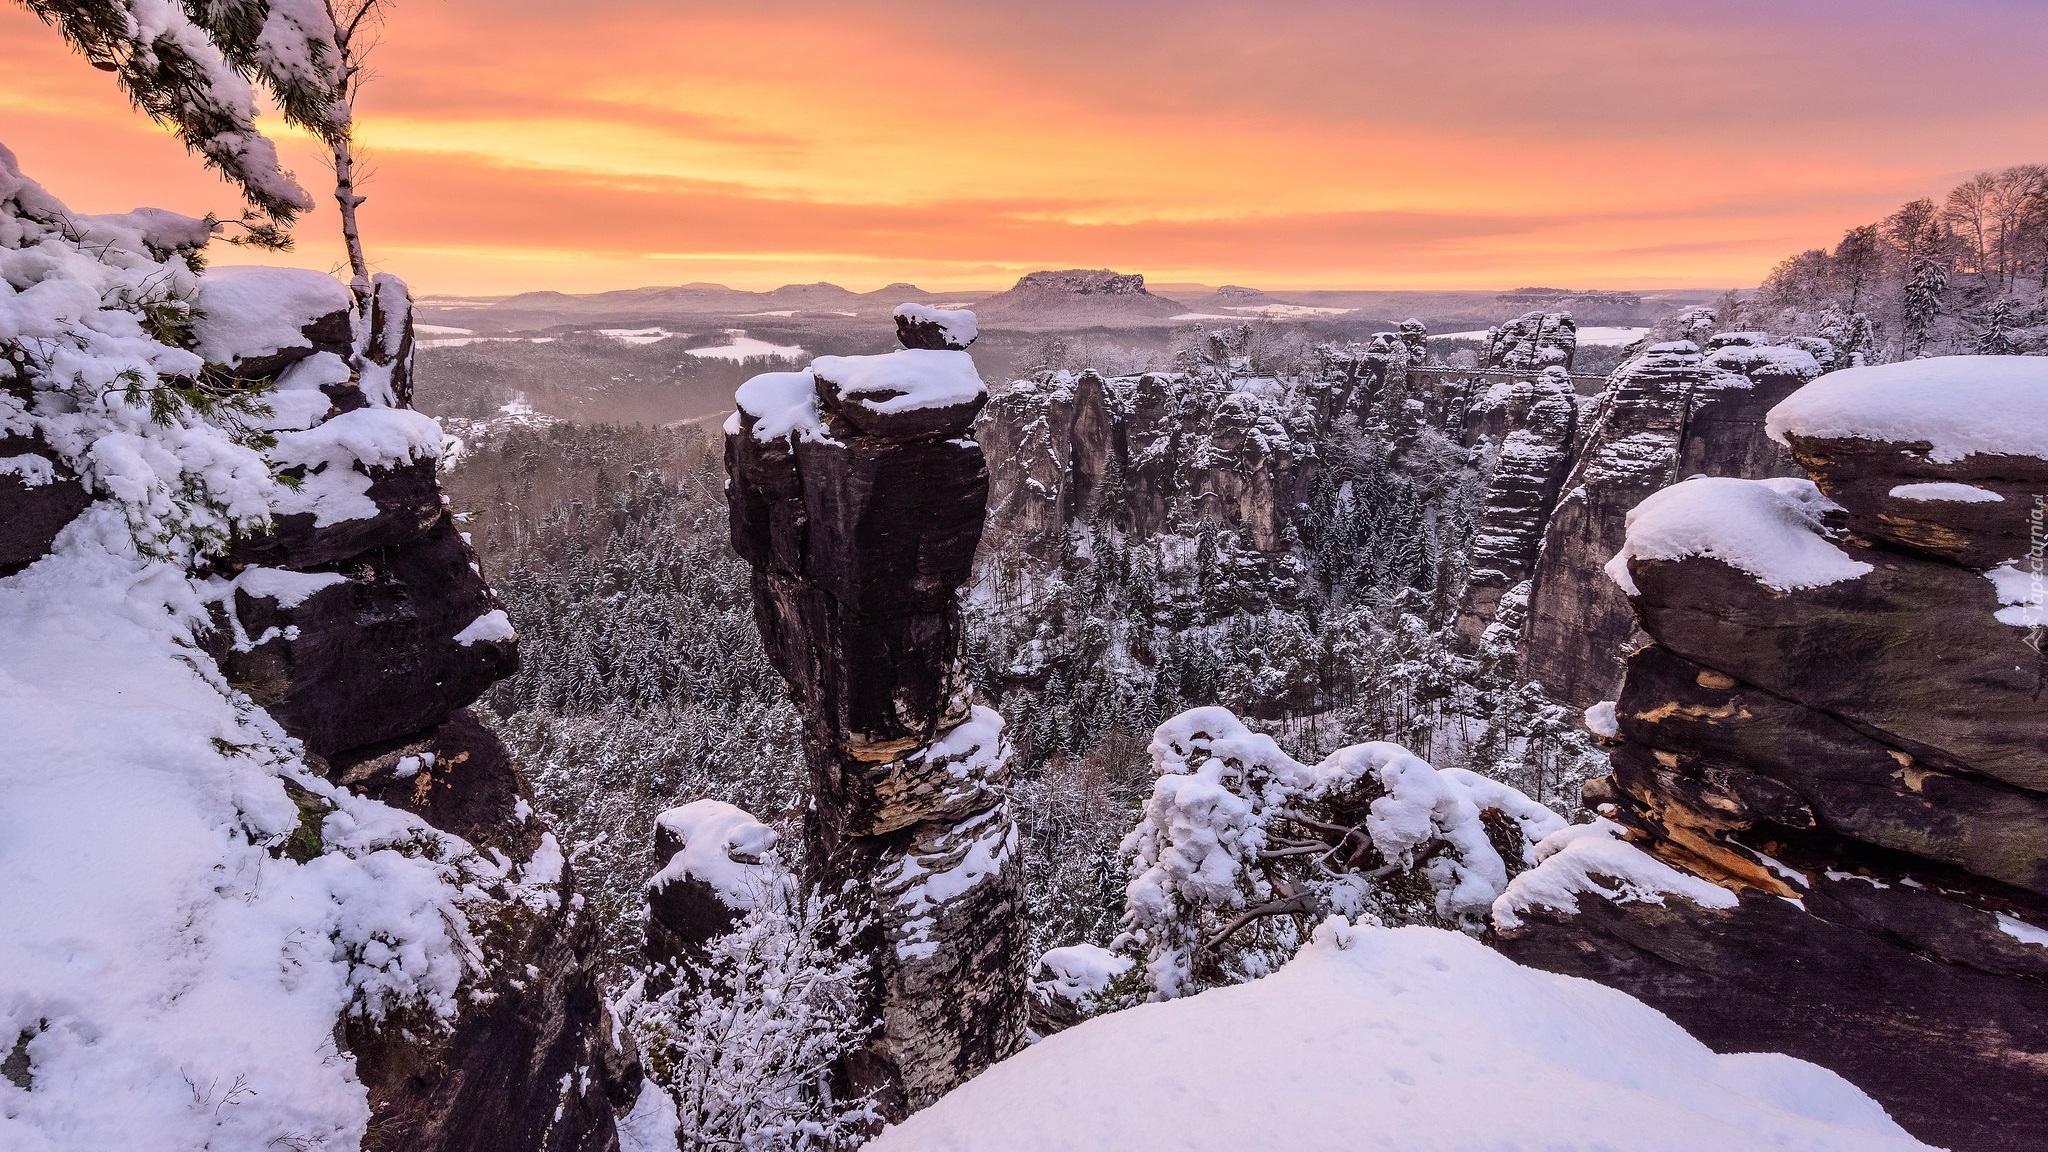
[[4, 0, 2045, 296]]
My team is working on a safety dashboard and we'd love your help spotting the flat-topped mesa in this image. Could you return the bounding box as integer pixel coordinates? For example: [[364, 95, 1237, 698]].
[[1494, 356, 2048, 1152], [722, 310, 1027, 1119]]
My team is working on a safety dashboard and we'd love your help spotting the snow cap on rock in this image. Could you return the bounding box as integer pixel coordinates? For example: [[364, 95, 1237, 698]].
[[651, 800, 782, 911], [1605, 475, 1872, 595], [894, 303, 978, 350], [1766, 355, 2048, 463]]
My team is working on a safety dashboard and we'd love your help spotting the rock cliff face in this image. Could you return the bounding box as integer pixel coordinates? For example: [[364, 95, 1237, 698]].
[[1515, 336, 1821, 707], [979, 356, 1320, 563], [1493, 357, 2048, 1152], [1450, 369, 1579, 650], [724, 319, 1028, 1118]]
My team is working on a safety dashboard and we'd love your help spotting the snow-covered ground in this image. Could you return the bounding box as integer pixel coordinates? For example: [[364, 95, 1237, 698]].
[[872, 920, 1932, 1152], [599, 327, 688, 345], [0, 511, 489, 1150]]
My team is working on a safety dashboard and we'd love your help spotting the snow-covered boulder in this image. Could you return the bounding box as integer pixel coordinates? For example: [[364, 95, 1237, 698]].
[[810, 348, 988, 439], [873, 920, 1933, 1152], [646, 800, 784, 972], [894, 302, 978, 350], [192, 265, 355, 377], [1767, 355, 2048, 568]]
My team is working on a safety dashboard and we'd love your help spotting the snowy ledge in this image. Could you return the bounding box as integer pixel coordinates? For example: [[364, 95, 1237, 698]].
[[649, 800, 781, 911], [1605, 476, 1872, 595], [810, 349, 985, 415], [731, 370, 828, 444], [1765, 355, 2048, 463], [1492, 819, 1739, 930], [192, 266, 354, 365]]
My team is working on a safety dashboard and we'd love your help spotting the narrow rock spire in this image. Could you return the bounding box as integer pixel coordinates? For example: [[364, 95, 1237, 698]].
[[723, 310, 1027, 1117]]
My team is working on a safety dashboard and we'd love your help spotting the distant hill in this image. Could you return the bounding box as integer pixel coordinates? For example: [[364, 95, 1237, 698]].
[[970, 269, 1189, 328]]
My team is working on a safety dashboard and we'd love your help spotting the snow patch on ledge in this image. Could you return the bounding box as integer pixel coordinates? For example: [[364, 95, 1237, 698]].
[[1996, 911, 2048, 948], [234, 566, 347, 608], [732, 370, 827, 444], [874, 916, 1930, 1152], [1985, 562, 2046, 629], [453, 608, 516, 646], [1605, 476, 1872, 595], [1765, 355, 2048, 462], [1493, 819, 1740, 930], [1889, 481, 2005, 503], [810, 349, 985, 415], [191, 266, 353, 365], [1584, 700, 1619, 738]]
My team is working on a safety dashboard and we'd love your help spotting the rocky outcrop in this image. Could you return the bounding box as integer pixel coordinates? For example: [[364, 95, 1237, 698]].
[[335, 710, 631, 1152], [980, 363, 1318, 561], [1516, 337, 1822, 707], [642, 800, 782, 979], [1485, 311, 1577, 372], [1451, 369, 1578, 648], [725, 317, 1028, 1118], [970, 269, 1187, 327], [197, 279, 624, 1152], [1493, 357, 2048, 1152]]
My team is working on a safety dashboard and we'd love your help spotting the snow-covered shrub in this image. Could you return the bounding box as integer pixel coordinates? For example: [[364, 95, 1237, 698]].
[[1115, 706, 1564, 1000], [624, 869, 878, 1151], [1, 145, 280, 560]]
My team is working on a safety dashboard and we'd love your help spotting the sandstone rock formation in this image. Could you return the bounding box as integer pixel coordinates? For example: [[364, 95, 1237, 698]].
[[1485, 310, 1577, 372], [1494, 357, 2048, 1152], [1451, 369, 1579, 649], [979, 358, 1318, 564], [969, 268, 1187, 327], [724, 316, 1028, 1118], [1516, 336, 1821, 707]]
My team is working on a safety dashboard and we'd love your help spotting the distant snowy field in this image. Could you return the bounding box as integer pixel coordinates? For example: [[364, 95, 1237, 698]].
[[686, 331, 807, 361], [871, 921, 1931, 1152]]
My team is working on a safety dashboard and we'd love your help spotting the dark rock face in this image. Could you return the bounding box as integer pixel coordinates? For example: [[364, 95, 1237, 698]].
[[1792, 434, 2044, 570], [1518, 340, 1821, 707], [334, 710, 629, 1152], [219, 516, 518, 764], [1498, 884, 2048, 1152], [0, 432, 91, 576], [228, 456, 444, 570], [979, 365, 1317, 562], [726, 322, 1028, 1118], [1495, 380, 2048, 1152]]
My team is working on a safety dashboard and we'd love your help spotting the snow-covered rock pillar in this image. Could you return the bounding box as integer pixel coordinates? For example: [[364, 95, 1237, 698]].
[[723, 305, 1027, 1117]]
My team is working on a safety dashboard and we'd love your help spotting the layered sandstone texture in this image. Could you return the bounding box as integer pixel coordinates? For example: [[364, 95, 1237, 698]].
[[724, 314, 1028, 1118], [1516, 335, 1822, 706], [1494, 356, 2048, 1152]]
